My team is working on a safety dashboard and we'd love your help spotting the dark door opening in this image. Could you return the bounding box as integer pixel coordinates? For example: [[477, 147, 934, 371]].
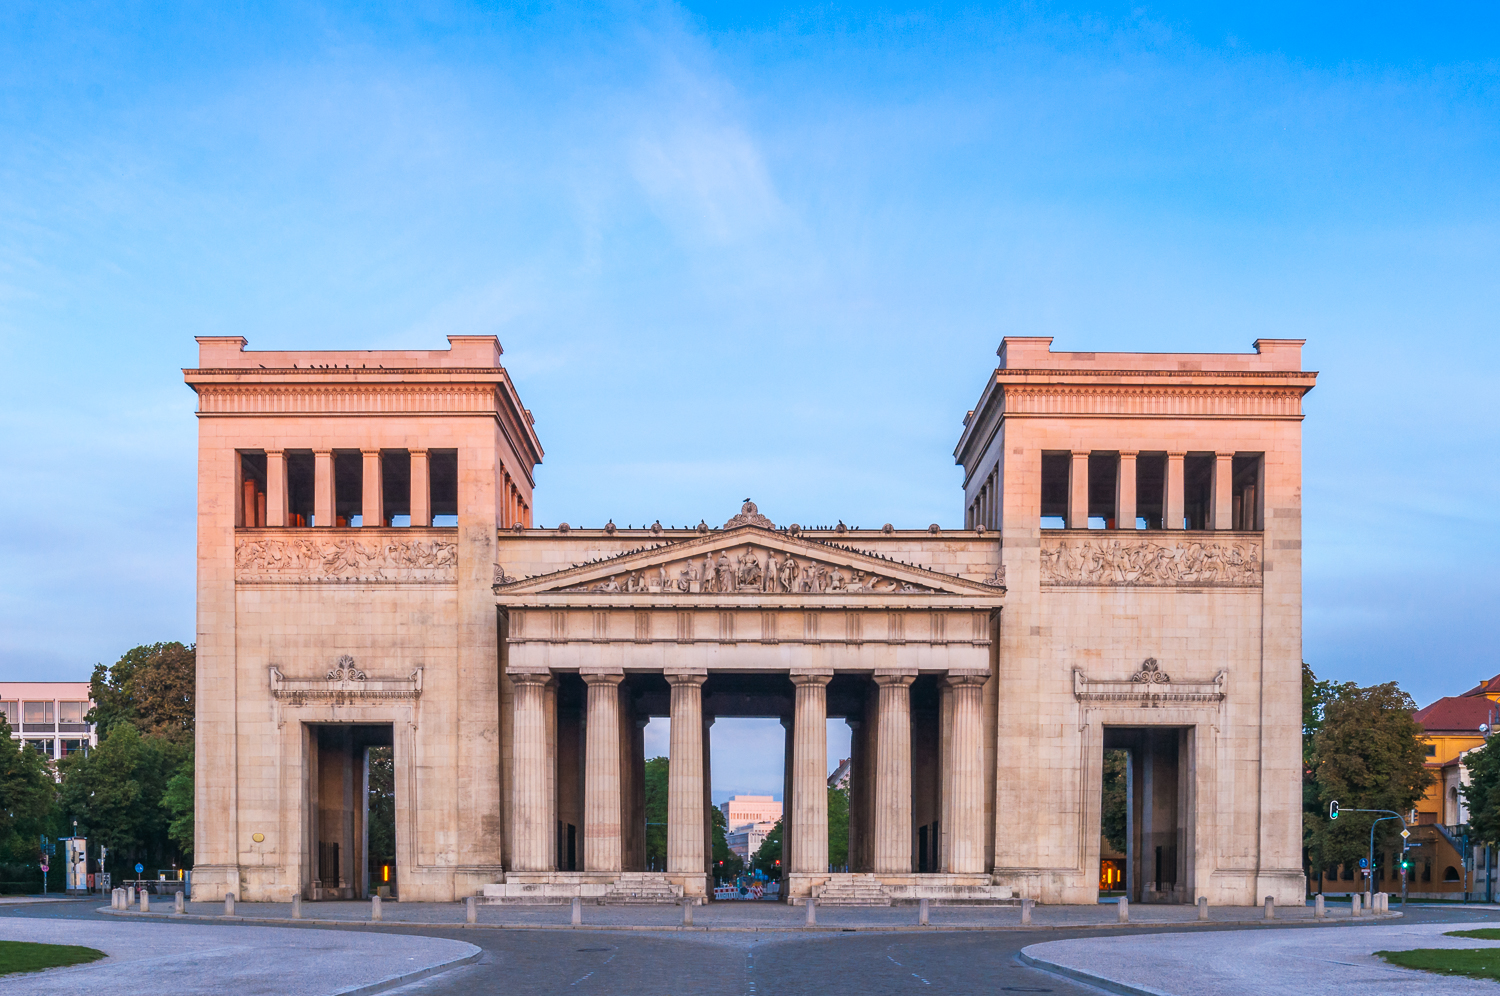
[[307, 723, 394, 901], [1101, 727, 1192, 904]]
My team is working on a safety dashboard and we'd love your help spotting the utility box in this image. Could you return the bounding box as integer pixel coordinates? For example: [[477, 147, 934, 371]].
[[63, 838, 87, 895]]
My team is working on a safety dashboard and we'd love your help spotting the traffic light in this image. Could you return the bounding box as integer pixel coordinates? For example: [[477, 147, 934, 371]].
[[1329, 801, 1339, 820]]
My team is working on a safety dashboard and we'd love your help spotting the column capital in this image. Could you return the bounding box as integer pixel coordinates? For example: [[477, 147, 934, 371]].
[[361, 448, 381, 457], [313, 449, 333, 456], [508, 669, 553, 688], [874, 672, 916, 687], [790, 671, 832, 687], [664, 671, 707, 687], [265, 448, 285, 457], [941, 672, 988, 688], [409, 447, 428, 455], [1118, 450, 1138, 459], [582, 671, 625, 687], [1216, 450, 1236, 459], [1167, 451, 1186, 459]]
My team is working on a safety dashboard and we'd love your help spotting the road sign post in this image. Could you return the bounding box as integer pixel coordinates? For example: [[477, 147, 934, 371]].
[[1327, 803, 1408, 907]]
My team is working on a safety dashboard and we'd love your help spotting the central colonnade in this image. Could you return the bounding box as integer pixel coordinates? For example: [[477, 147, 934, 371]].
[[507, 667, 991, 900]]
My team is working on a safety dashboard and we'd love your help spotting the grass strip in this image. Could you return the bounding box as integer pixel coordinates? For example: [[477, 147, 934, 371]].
[[0, 939, 106, 976], [1377, 945, 1500, 981], [1446, 928, 1500, 940]]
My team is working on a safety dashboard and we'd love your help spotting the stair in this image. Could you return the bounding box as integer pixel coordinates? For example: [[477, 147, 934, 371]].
[[601, 872, 685, 905], [812, 874, 893, 906]]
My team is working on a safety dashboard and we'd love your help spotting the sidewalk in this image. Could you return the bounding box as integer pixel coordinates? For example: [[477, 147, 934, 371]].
[[0, 915, 480, 996], [105, 897, 1396, 932], [1022, 922, 1500, 995]]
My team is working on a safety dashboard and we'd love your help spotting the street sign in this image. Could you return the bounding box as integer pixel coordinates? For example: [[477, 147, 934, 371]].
[[135, 862, 144, 875], [1359, 858, 1368, 868], [1401, 829, 1411, 839], [39, 862, 47, 873]]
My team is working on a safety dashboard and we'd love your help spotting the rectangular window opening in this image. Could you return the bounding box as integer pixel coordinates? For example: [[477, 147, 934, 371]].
[[333, 451, 363, 527], [239, 452, 267, 528], [1231, 454, 1264, 530], [1040, 452, 1070, 529], [286, 451, 315, 527], [23, 701, 54, 725], [430, 450, 458, 527], [1182, 454, 1215, 530], [1135, 453, 1166, 530], [381, 450, 412, 527], [0, 702, 15, 726], [1087, 452, 1118, 529]]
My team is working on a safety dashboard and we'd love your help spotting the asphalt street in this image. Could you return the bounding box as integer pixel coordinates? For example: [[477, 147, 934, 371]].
[[5, 899, 1498, 995]]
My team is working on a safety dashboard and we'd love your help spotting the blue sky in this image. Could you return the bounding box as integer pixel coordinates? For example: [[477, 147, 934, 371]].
[[2, 2, 1498, 795]]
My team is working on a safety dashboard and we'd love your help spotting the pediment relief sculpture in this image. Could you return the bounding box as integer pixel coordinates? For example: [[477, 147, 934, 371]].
[[236, 536, 457, 583], [564, 545, 938, 595], [1040, 536, 1261, 588]]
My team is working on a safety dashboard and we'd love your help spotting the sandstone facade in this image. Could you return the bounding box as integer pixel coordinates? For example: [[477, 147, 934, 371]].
[[186, 334, 1312, 906]]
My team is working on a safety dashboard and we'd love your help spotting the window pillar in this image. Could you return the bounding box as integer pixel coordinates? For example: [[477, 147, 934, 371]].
[[409, 450, 430, 527], [361, 449, 383, 527], [265, 450, 287, 527], [1165, 451, 1185, 530], [314, 450, 334, 527], [1213, 451, 1234, 530], [1068, 451, 1089, 529], [1116, 451, 1137, 530]]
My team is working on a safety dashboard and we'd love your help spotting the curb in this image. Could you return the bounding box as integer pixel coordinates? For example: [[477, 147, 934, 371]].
[[97, 906, 1402, 935], [1019, 949, 1166, 996], [331, 943, 482, 996]]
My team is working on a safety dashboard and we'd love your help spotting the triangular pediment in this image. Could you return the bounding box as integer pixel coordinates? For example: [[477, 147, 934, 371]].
[[494, 525, 1004, 599]]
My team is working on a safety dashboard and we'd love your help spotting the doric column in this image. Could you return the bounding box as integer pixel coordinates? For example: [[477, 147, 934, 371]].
[[703, 714, 715, 874], [781, 715, 794, 873], [361, 449, 383, 527], [265, 449, 287, 527], [1165, 451, 1186, 530], [1117, 451, 1138, 530], [791, 673, 831, 874], [583, 672, 625, 872], [409, 449, 430, 527], [1068, 451, 1089, 529], [943, 674, 986, 873], [543, 677, 558, 869], [510, 672, 553, 871], [666, 673, 706, 875], [314, 450, 334, 527], [1213, 451, 1234, 530], [845, 718, 862, 873], [938, 680, 954, 872], [873, 674, 915, 873]]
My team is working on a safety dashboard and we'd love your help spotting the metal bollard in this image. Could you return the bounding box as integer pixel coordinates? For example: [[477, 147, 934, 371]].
[[683, 899, 693, 926], [1264, 895, 1274, 920], [1021, 898, 1033, 925], [175, 890, 185, 914], [140, 890, 150, 913], [466, 896, 477, 924], [292, 894, 302, 919], [1351, 893, 1360, 918], [919, 898, 929, 926], [805, 896, 817, 926], [1314, 894, 1325, 918], [372, 895, 382, 921], [571, 896, 582, 926], [1118, 896, 1129, 923], [1198, 896, 1208, 920], [225, 893, 236, 917]]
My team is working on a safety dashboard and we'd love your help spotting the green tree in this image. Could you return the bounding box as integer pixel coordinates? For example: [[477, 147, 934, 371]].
[[827, 786, 849, 869], [162, 754, 194, 859], [88, 642, 195, 745], [644, 756, 668, 870], [1462, 739, 1500, 847], [1309, 681, 1433, 869], [366, 746, 394, 885], [752, 817, 783, 876], [0, 718, 57, 864], [57, 724, 186, 876], [1302, 662, 1340, 868], [711, 804, 743, 880], [1100, 749, 1128, 854]]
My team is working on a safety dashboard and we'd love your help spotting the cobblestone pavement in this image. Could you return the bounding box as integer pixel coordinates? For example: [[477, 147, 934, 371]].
[[104, 896, 1393, 930]]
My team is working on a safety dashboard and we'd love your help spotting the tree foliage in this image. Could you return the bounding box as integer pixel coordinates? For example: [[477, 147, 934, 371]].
[[1462, 740, 1500, 848], [57, 723, 188, 876], [827, 786, 849, 869], [1307, 679, 1432, 867], [711, 804, 744, 879], [752, 817, 783, 876], [162, 754, 194, 860], [1302, 662, 1340, 857], [644, 756, 668, 870], [0, 718, 56, 864], [1100, 749, 1128, 855], [88, 642, 195, 745]]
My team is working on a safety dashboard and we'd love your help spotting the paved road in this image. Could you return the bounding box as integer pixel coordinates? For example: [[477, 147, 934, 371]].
[[4, 899, 1498, 995]]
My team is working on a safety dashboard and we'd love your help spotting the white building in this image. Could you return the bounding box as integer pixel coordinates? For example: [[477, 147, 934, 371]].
[[0, 682, 97, 762]]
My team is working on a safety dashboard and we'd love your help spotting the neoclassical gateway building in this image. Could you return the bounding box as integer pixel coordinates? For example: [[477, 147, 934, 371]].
[[186, 334, 1313, 907]]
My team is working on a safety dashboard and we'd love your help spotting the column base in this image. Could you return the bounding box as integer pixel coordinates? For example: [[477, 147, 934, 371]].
[[483, 871, 704, 905], [793, 872, 1016, 906]]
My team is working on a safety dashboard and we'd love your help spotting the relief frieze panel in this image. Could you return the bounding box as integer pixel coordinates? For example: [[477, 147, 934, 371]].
[[235, 535, 457, 583], [557, 544, 939, 595], [1040, 535, 1261, 588]]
